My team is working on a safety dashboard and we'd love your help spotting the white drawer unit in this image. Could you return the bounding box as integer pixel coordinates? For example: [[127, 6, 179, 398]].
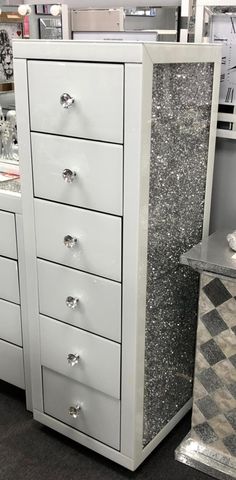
[[28, 61, 124, 144], [37, 260, 121, 342], [32, 133, 123, 216], [0, 256, 19, 304], [0, 210, 17, 259], [35, 199, 121, 281], [40, 315, 120, 399], [0, 299, 22, 346], [0, 205, 31, 408], [43, 368, 120, 450], [0, 338, 24, 389], [14, 41, 220, 470]]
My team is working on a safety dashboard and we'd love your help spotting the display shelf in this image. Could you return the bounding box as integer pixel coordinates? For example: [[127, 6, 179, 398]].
[[0, 176, 21, 213]]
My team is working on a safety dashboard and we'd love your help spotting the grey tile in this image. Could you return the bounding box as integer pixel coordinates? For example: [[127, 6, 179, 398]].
[[229, 354, 236, 368], [227, 382, 236, 400], [201, 309, 228, 337], [203, 278, 232, 307], [196, 395, 220, 419], [193, 421, 218, 444], [223, 434, 236, 456], [225, 409, 236, 431], [200, 339, 226, 366], [198, 367, 223, 393]]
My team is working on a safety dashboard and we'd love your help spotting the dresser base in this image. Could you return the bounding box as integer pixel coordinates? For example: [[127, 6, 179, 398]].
[[34, 399, 192, 471], [175, 433, 236, 480]]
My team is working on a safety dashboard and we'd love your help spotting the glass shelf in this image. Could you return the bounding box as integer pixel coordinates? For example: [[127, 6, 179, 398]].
[[0, 177, 20, 194]]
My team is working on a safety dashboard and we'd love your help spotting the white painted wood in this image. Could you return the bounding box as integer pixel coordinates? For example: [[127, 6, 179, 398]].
[[40, 315, 121, 399], [0, 191, 21, 214], [31, 133, 123, 216], [34, 409, 134, 470], [15, 214, 33, 411], [14, 42, 221, 470], [34, 199, 122, 282], [0, 210, 17, 259], [38, 402, 195, 475], [0, 339, 24, 389], [13, 39, 143, 63], [43, 368, 120, 450], [0, 257, 19, 304], [28, 61, 124, 144], [14, 59, 44, 411], [121, 57, 153, 461], [0, 299, 22, 346], [37, 259, 121, 342], [202, 48, 221, 238], [145, 42, 221, 64]]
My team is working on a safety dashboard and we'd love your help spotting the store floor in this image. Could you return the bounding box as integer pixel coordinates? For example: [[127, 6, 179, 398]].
[[0, 380, 212, 480]]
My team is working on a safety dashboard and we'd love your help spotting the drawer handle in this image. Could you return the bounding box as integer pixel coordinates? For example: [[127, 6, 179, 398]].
[[68, 405, 81, 419], [67, 353, 80, 367], [60, 93, 75, 109], [62, 169, 76, 183], [64, 235, 77, 248], [66, 296, 79, 309]]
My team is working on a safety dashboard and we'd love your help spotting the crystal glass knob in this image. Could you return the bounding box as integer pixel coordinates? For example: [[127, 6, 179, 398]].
[[66, 296, 79, 309], [62, 169, 76, 183], [60, 93, 75, 109], [64, 235, 77, 248], [68, 405, 81, 418], [67, 353, 80, 367]]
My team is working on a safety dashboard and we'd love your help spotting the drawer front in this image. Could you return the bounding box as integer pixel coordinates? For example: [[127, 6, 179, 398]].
[[0, 299, 22, 346], [0, 257, 19, 304], [40, 315, 120, 399], [35, 199, 121, 282], [43, 368, 120, 450], [0, 339, 24, 388], [32, 133, 123, 216], [38, 260, 121, 342], [28, 61, 123, 144], [0, 210, 17, 259]]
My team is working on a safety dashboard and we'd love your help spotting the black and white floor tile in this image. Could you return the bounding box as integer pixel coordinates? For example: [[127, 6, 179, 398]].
[[191, 273, 236, 459]]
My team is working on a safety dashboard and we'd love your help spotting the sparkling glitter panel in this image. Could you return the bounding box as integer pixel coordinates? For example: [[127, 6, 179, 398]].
[[143, 63, 214, 446]]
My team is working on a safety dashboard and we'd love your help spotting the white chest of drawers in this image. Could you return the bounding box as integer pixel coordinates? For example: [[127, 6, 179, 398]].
[[13, 40, 221, 470], [0, 189, 31, 407]]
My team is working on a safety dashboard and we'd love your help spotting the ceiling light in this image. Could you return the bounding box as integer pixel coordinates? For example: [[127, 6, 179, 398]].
[[18, 5, 32, 16], [50, 5, 62, 16]]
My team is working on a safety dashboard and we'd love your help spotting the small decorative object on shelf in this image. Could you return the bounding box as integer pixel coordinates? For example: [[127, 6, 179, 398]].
[[0, 108, 19, 162], [227, 230, 236, 251]]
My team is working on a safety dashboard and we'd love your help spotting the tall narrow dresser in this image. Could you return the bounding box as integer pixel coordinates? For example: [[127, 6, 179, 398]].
[[13, 40, 220, 470]]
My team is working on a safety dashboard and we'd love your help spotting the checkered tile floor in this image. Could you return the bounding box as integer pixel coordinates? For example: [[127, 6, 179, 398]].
[[191, 273, 236, 458]]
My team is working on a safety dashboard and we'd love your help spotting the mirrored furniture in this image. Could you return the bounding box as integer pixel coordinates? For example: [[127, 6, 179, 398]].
[[13, 39, 220, 470], [0, 174, 32, 410], [176, 231, 236, 480]]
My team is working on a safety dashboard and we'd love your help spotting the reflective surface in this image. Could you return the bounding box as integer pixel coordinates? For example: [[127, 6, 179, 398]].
[[143, 62, 214, 447]]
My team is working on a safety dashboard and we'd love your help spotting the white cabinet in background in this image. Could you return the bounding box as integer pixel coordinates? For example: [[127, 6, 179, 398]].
[[0, 193, 31, 409]]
